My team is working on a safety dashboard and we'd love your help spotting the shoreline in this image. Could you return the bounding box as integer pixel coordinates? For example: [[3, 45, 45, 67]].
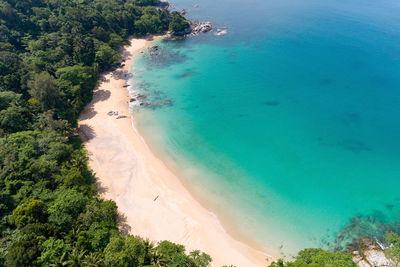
[[78, 36, 274, 266]]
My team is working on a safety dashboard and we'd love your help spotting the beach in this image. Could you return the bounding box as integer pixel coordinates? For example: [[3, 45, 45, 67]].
[[78, 37, 273, 267]]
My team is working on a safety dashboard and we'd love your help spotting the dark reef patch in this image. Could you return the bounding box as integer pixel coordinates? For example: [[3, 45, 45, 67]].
[[317, 78, 333, 87], [338, 139, 372, 153], [317, 137, 372, 153], [327, 206, 400, 252], [143, 43, 188, 69], [341, 112, 360, 127], [264, 100, 280, 106], [175, 68, 196, 79]]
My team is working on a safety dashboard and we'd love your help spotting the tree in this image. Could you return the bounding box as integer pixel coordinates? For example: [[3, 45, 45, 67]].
[[385, 232, 400, 264], [28, 72, 63, 110], [104, 236, 145, 267], [0, 105, 28, 133], [168, 11, 189, 33], [82, 252, 106, 267], [267, 248, 356, 267], [48, 188, 88, 229], [155, 240, 186, 266], [5, 240, 41, 267], [95, 44, 120, 67], [65, 248, 86, 267], [37, 238, 71, 266], [189, 250, 212, 267], [12, 199, 48, 228]]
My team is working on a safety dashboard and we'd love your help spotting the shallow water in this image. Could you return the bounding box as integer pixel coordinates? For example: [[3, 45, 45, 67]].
[[131, 0, 400, 257]]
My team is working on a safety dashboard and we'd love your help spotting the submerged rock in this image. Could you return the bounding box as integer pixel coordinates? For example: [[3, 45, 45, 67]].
[[149, 99, 173, 108], [214, 29, 228, 36], [136, 94, 147, 100]]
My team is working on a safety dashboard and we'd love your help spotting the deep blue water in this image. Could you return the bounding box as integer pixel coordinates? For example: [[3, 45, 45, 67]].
[[131, 0, 400, 256]]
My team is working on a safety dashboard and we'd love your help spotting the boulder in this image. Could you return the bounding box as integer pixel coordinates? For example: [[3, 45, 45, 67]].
[[191, 21, 213, 33]]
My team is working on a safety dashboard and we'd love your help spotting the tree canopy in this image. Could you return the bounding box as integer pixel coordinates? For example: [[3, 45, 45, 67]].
[[268, 248, 356, 267]]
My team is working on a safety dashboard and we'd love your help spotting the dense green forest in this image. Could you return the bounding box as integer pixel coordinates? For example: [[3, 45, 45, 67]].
[[0, 0, 208, 266]]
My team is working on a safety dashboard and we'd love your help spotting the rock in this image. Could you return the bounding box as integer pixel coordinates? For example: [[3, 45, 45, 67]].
[[107, 111, 118, 116], [123, 85, 129, 88], [214, 29, 228, 36], [351, 238, 396, 267], [169, 21, 213, 37], [136, 94, 147, 100], [140, 102, 150, 107], [191, 21, 213, 33], [170, 27, 192, 37], [116, 115, 128, 119], [181, 8, 187, 15], [129, 98, 136, 102], [156, 0, 169, 8]]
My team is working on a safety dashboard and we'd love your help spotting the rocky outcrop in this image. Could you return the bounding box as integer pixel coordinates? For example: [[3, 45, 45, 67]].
[[156, 0, 169, 9], [351, 238, 396, 267], [191, 21, 213, 33], [169, 21, 213, 37], [170, 27, 192, 37]]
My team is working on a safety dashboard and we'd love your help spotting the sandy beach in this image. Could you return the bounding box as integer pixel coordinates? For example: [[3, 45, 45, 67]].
[[78, 37, 273, 267]]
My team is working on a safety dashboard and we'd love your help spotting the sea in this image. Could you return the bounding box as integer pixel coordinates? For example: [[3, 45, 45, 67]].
[[130, 0, 400, 257]]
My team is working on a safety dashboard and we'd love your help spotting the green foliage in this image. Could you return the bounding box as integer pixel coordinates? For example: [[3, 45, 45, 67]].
[[169, 11, 190, 33], [155, 240, 186, 266], [189, 250, 213, 267], [37, 238, 70, 266], [95, 44, 120, 67], [385, 232, 400, 264], [12, 200, 48, 228], [104, 236, 145, 267], [48, 188, 88, 229], [268, 248, 356, 267], [4, 240, 41, 267], [28, 71, 63, 111]]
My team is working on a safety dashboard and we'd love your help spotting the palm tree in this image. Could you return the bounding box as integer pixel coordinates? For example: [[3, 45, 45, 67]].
[[65, 248, 86, 267], [143, 238, 156, 265], [67, 225, 83, 243], [49, 252, 69, 267], [82, 252, 106, 267]]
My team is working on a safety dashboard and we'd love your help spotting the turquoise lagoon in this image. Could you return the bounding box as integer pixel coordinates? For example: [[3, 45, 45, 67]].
[[131, 0, 400, 257]]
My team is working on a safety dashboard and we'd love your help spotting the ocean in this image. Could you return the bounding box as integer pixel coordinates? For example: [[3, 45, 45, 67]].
[[130, 0, 400, 257]]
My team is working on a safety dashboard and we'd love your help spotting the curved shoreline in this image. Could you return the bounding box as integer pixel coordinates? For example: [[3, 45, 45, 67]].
[[78, 36, 274, 266]]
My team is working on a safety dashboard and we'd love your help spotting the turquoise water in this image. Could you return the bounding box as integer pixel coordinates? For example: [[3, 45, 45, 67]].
[[131, 0, 400, 257]]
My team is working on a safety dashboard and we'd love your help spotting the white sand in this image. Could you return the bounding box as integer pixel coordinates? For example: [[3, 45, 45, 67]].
[[78, 37, 274, 267]]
